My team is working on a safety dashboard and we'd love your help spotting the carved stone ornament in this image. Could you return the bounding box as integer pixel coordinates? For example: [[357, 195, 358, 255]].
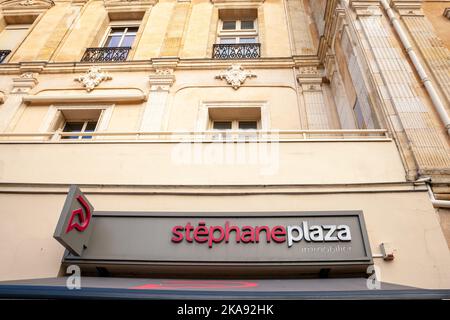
[[298, 66, 319, 76], [215, 64, 256, 90], [74, 67, 112, 92], [0, 0, 55, 9]]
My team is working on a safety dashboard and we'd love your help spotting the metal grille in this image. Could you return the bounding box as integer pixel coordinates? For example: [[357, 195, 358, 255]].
[[80, 47, 131, 63], [212, 43, 261, 59], [0, 50, 11, 63]]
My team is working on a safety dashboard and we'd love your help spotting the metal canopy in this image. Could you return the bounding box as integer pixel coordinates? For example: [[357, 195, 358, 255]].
[[0, 277, 448, 300]]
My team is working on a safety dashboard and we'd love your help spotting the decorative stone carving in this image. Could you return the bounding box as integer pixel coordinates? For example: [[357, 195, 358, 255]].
[[103, 0, 157, 11], [74, 67, 112, 92], [19, 0, 34, 5], [215, 64, 256, 90], [149, 68, 175, 91], [12, 72, 38, 94], [298, 66, 319, 76], [155, 68, 174, 76], [0, 0, 55, 9]]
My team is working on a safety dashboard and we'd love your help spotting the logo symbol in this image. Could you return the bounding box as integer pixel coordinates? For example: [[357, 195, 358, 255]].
[[66, 195, 91, 233]]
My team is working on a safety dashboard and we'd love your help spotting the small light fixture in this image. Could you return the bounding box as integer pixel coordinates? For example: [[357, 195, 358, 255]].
[[380, 242, 395, 261]]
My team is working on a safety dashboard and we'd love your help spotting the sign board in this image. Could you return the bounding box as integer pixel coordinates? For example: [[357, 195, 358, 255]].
[[55, 186, 373, 274], [53, 185, 94, 256]]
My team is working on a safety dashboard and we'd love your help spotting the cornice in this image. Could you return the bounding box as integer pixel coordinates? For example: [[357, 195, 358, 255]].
[[0, 0, 54, 9], [0, 57, 321, 75]]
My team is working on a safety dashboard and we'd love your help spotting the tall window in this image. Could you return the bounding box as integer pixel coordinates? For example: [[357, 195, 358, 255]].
[[103, 26, 138, 48], [218, 19, 258, 44], [0, 24, 31, 62]]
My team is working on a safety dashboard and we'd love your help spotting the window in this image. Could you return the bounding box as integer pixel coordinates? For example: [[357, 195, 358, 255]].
[[0, 24, 31, 62], [218, 19, 258, 44], [61, 121, 98, 140], [103, 26, 138, 48], [209, 107, 261, 140], [212, 120, 258, 131], [50, 109, 103, 140]]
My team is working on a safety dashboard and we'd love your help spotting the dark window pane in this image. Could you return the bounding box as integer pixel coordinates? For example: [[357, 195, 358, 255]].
[[121, 35, 136, 47], [62, 122, 84, 140], [110, 27, 125, 35], [241, 20, 254, 29], [84, 121, 97, 132], [222, 21, 236, 30], [213, 121, 232, 130], [126, 27, 139, 33], [82, 121, 97, 139], [63, 122, 84, 132], [239, 121, 257, 130]]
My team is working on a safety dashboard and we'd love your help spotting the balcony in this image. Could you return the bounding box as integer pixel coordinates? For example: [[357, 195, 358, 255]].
[[213, 43, 261, 59], [0, 50, 11, 63], [80, 47, 131, 63]]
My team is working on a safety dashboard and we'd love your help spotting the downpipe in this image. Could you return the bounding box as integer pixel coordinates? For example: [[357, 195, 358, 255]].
[[380, 0, 450, 135]]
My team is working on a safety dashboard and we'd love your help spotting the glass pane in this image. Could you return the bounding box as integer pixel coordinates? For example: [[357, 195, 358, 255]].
[[126, 27, 139, 34], [105, 35, 121, 47], [220, 38, 237, 44], [62, 122, 84, 140], [239, 121, 257, 130], [82, 121, 97, 139], [109, 27, 125, 35], [213, 121, 232, 130], [241, 20, 254, 30], [121, 34, 136, 47], [222, 21, 236, 30], [239, 37, 257, 44]]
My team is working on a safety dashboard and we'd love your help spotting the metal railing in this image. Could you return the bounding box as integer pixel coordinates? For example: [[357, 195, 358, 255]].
[[0, 50, 11, 63], [0, 129, 390, 143], [213, 43, 261, 59], [80, 47, 131, 63]]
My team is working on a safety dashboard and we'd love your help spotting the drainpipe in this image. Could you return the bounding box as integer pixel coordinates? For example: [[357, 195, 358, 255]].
[[380, 0, 450, 135], [416, 177, 450, 209], [426, 183, 450, 209]]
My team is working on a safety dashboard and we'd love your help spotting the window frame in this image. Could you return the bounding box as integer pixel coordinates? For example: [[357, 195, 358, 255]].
[[0, 23, 32, 62], [61, 120, 99, 140], [99, 21, 140, 48], [217, 18, 258, 45], [39, 105, 114, 141], [211, 119, 260, 131]]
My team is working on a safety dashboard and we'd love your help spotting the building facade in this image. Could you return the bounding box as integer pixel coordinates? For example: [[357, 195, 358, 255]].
[[0, 0, 449, 290]]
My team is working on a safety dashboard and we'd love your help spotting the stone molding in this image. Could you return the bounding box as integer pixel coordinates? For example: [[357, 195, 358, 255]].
[[149, 68, 176, 91], [11, 72, 38, 94]]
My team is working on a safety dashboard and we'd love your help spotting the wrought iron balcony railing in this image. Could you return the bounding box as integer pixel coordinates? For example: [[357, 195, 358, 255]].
[[213, 43, 261, 59], [0, 50, 11, 63], [80, 47, 131, 63]]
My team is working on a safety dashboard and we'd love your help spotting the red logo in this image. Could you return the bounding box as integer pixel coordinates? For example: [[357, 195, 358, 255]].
[[65, 195, 91, 233]]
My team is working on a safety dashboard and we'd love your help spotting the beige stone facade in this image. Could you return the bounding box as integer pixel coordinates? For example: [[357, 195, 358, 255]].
[[0, 0, 449, 289]]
